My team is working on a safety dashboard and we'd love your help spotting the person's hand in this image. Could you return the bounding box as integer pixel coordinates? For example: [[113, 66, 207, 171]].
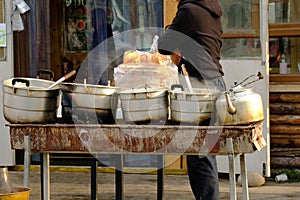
[[171, 48, 181, 66]]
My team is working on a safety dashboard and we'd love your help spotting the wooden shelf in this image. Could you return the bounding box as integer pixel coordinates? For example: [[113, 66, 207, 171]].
[[270, 74, 300, 82]]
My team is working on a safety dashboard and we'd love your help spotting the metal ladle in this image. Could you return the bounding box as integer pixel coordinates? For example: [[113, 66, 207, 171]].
[[47, 69, 77, 89]]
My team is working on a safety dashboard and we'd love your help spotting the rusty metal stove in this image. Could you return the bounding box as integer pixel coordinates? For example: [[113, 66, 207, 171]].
[[7, 122, 265, 200]]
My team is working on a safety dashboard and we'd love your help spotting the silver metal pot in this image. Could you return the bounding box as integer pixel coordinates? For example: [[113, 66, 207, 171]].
[[61, 82, 119, 124], [2, 78, 60, 123], [118, 88, 169, 124], [170, 84, 220, 124]]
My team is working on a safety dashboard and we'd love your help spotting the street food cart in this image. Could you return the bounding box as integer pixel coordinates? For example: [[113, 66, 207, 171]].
[[8, 122, 265, 200], [0, 1, 273, 200]]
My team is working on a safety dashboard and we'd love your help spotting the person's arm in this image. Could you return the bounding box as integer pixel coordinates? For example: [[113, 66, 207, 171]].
[[170, 48, 182, 66]]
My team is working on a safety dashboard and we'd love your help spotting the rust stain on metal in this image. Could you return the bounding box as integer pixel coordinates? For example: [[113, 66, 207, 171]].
[[104, 127, 174, 152], [7, 122, 265, 155]]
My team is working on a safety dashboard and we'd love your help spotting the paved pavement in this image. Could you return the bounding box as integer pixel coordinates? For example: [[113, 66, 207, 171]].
[[8, 168, 300, 200]]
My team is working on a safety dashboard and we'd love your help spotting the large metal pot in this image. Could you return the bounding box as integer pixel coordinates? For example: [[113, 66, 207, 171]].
[[216, 85, 264, 125], [170, 84, 220, 124], [61, 82, 119, 124], [2, 78, 60, 123], [118, 88, 169, 124]]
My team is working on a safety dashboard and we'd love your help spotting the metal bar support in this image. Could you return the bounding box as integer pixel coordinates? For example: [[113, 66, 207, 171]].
[[240, 154, 249, 200], [115, 154, 123, 200], [157, 155, 164, 200], [43, 153, 50, 200], [91, 159, 98, 200], [24, 135, 31, 188], [227, 138, 236, 200]]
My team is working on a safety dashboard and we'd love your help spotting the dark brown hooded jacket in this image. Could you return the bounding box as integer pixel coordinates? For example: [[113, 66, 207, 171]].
[[158, 0, 223, 79]]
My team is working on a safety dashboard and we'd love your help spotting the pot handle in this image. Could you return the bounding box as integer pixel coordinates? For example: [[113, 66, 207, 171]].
[[12, 78, 30, 87], [170, 84, 185, 99], [12, 78, 30, 94], [37, 69, 54, 80], [171, 84, 184, 91]]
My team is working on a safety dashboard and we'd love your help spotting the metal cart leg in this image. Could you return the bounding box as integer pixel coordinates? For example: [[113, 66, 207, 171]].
[[157, 155, 164, 200], [227, 138, 236, 200], [40, 154, 44, 200], [115, 154, 123, 200], [91, 159, 98, 200], [42, 153, 50, 200], [24, 135, 31, 188], [240, 154, 249, 200]]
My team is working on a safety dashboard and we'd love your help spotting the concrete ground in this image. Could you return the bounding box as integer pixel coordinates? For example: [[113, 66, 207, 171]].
[[7, 167, 300, 200]]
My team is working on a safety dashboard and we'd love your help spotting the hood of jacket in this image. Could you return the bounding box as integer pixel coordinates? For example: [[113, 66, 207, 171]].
[[178, 0, 223, 18]]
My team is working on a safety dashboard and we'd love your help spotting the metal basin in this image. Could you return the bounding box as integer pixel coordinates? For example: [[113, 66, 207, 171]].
[[0, 187, 31, 200]]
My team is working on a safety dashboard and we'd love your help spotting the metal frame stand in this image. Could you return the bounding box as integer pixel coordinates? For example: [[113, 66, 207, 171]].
[[23, 136, 250, 200]]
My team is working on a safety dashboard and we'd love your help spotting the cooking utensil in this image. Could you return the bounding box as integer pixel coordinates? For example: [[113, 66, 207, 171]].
[[47, 69, 76, 89], [2, 78, 60, 123], [216, 72, 264, 125], [181, 64, 193, 93], [118, 87, 169, 124], [61, 82, 119, 124], [170, 84, 220, 124]]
